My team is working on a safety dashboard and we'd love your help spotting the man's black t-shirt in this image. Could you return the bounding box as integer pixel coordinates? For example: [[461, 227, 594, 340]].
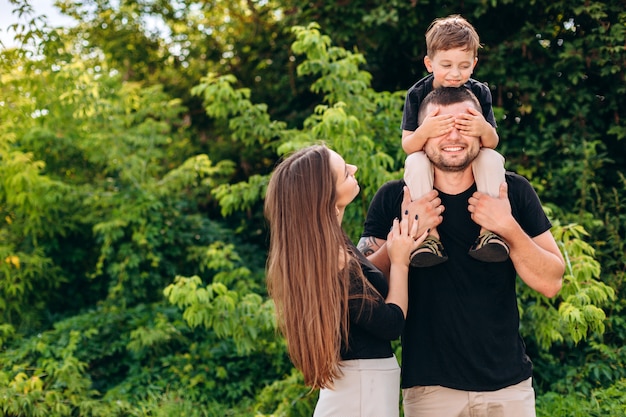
[[362, 173, 551, 391]]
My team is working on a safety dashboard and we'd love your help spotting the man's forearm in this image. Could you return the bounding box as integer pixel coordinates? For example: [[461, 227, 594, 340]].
[[357, 236, 390, 278], [507, 228, 565, 298]]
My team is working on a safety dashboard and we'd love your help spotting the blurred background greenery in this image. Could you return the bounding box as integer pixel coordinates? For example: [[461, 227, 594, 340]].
[[0, 0, 624, 415]]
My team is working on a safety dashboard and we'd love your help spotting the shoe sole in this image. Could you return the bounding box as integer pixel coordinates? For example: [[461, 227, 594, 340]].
[[468, 244, 509, 262], [410, 251, 448, 268]]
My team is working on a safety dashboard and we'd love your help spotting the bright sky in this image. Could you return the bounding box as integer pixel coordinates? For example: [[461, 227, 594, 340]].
[[0, 0, 76, 48], [1, 0, 168, 50]]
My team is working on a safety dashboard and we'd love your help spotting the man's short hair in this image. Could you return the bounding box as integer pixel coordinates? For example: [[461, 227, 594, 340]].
[[417, 87, 482, 125]]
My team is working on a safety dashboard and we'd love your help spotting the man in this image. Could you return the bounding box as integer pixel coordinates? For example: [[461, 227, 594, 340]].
[[358, 87, 565, 417]]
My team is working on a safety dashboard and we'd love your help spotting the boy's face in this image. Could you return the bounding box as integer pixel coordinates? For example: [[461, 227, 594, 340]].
[[424, 48, 478, 88]]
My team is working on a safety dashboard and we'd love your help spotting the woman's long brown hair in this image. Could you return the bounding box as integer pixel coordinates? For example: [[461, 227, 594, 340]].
[[264, 145, 353, 389]]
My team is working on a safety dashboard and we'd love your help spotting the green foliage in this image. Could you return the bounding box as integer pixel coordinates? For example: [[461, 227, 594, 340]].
[[0, 311, 119, 416], [197, 23, 402, 239], [254, 369, 317, 417], [530, 175, 626, 400], [164, 275, 275, 355], [0, 135, 73, 329], [0, 0, 624, 415], [537, 378, 626, 417], [519, 223, 615, 350]]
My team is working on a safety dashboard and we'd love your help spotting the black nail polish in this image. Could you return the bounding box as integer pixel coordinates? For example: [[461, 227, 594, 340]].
[[415, 214, 418, 220], [404, 210, 408, 215]]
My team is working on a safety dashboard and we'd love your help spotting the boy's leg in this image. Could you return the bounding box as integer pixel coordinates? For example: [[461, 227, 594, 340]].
[[469, 148, 509, 262], [471, 148, 505, 197], [404, 151, 434, 201], [404, 152, 447, 267]]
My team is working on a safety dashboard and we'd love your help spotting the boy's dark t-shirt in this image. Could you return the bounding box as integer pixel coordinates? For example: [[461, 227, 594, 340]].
[[401, 74, 497, 132]]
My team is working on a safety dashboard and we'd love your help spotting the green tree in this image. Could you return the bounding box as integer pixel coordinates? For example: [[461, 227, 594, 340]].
[[0, 0, 624, 415]]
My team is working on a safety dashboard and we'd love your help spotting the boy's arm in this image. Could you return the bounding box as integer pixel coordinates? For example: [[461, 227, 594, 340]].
[[402, 127, 430, 154], [402, 106, 455, 154], [481, 123, 499, 149], [456, 107, 499, 149]]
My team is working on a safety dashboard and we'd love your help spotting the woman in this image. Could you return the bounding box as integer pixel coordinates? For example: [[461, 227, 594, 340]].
[[264, 144, 428, 416]]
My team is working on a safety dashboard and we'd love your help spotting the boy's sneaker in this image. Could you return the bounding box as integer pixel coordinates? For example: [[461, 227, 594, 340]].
[[410, 236, 448, 268], [468, 231, 510, 262]]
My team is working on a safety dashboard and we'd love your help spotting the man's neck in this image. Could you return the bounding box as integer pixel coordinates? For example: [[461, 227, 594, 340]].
[[433, 167, 475, 195]]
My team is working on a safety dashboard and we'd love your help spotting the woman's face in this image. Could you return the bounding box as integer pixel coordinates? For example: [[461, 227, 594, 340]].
[[329, 150, 359, 211]]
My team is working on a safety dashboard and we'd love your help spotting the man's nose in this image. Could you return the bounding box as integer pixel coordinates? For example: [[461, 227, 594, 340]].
[[448, 125, 461, 139]]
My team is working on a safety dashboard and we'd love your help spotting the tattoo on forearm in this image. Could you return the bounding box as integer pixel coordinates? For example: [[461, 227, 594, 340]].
[[357, 236, 379, 256]]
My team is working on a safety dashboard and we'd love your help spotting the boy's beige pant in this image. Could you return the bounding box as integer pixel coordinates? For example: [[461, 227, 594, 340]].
[[402, 377, 536, 417], [404, 148, 506, 201]]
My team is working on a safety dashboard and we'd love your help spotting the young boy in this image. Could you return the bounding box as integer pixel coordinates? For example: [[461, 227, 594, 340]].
[[402, 14, 509, 267]]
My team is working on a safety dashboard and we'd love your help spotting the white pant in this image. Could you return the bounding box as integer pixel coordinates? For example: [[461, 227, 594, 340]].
[[314, 356, 401, 417]]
